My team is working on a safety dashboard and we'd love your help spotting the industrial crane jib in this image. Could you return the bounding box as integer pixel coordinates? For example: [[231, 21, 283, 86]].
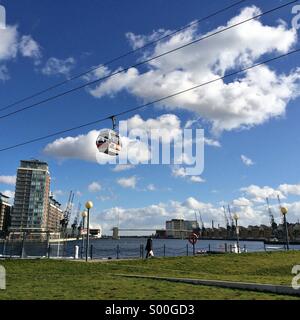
[[96, 116, 122, 156]]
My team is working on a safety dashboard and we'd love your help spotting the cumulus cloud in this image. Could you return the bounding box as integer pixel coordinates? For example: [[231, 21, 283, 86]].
[[87, 6, 299, 134], [91, 181, 300, 233], [112, 164, 135, 172], [240, 183, 300, 204], [43, 130, 102, 162], [94, 196, 269, 234], [43, 113, 203, 165], [278, 184, 300, 196], [0, 190, 15, 200], [147, 184, 156, 191], [204, 138, 221, 148], [232, 197, 252, 207], [0, 175, 16, 185], [0, 25, 18, 61], [240, 185, 285, 203], [241, 154, 254, 166], [19, 35, 41, 61], [172, 167, 205, 183], [42, 57, 76, 76], [117, 176, 137, 189], [0, 26, 41, 79], [52, 190, 64, 198], [88, 182, 102, 193]]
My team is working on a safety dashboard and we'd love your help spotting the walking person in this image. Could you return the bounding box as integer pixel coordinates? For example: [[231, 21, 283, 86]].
[[145, 237, 154, 258]]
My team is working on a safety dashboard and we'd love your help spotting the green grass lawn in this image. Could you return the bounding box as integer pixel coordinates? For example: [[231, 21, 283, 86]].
[[0, 251, 300, 300]]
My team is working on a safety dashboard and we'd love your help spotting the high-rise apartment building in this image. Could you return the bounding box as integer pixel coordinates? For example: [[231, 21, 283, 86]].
[[11, 160, 50, 232], [0, 193, 11, 236]]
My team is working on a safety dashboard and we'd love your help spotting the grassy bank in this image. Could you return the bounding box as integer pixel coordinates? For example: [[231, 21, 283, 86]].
[[0, 251, 300, 300]]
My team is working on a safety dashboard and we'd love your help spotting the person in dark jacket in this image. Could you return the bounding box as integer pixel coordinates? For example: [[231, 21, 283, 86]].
[[145, 237, 153, 258]]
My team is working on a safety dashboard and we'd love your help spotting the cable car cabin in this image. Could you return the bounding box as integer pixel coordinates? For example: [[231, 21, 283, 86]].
[[96, 129, 122, 156]]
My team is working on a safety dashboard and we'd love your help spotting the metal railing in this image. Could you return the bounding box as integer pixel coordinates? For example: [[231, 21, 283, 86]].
[[0, 238, 297, 260]]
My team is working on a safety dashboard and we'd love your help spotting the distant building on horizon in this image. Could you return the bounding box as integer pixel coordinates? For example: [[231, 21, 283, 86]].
[[10, 160, 51, 233], [166, 219, 199, 238]]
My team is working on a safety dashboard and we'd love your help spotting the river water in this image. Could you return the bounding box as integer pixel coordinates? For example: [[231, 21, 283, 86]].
[[1, 237, 300, 259], [82, 238, 300, 258]]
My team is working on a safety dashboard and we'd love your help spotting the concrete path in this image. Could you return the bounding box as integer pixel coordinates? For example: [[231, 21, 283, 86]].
[[117, 274, 300, 297]]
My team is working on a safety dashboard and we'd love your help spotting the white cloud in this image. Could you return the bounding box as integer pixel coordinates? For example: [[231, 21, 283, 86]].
[[0, 175, 16, 185], [42, 57, 76, 76], [240, 185, 285, 203], [88, 6, 300, 134], [204, 138, 221, 148], [232, 197, 252, 207], [126, 29, 171, 50], [52, 190, 64, 197], [190, 176, 206, 183], [95, 197, 228, 234], [19, 35, 41, 61], [147, 184, 156, 191], [88, 182, 102, 193], [44, 130, 101, 162], [0, 190, 15, 200], [0, 26, 18, 61], [278, 184, 300, 196], [117, 176, 137, 189], [91, 185, 300, 234], [241, 154, 254, 166], [0, 26, 42, 80], [126, 114, 182, 142], [112, 164, 135, 172], [76, 190, 83, 197], [172, 167, 205, 183], [44, 126, 150, 164]]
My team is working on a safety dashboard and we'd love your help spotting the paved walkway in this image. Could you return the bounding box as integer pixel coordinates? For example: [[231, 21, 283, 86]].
[[116, 274, 300, 297]]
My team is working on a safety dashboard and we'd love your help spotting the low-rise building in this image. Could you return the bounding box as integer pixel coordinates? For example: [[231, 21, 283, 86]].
[[166, 219, 199, 238], [47, 196, 63, 233]]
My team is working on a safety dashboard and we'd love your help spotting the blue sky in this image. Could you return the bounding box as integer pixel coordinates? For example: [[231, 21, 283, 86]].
[[0, 0, 300, 234]]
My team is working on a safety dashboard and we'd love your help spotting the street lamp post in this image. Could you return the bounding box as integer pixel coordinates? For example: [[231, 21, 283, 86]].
[[85, 201, 93, 262], [81, 210, 88, 259], [233, 213, 240, 253], [281, 207, 289, 251]]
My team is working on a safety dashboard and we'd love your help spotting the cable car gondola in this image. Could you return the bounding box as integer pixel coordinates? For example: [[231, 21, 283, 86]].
[[96, 116, 122, 156]]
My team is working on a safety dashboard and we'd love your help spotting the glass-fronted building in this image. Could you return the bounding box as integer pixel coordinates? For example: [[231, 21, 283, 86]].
[[11, 160, 50, 232]]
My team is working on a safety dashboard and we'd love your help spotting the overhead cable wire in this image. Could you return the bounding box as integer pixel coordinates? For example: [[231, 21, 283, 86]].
[[0, 0, 248, 112], [0, 47, 299, 152], [0, 0, 296, 120]]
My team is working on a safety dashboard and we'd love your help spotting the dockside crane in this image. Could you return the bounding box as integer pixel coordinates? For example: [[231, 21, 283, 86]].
[[228, 205, 235, 237], [223, 206, 230, 229], [198, 211, 205, 232], [277, 195, 284, 224], [223, 205, 231, 238], [266, 197, 277, 234], [60, 191, 74, 237], [71, 202, 81, 238]]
